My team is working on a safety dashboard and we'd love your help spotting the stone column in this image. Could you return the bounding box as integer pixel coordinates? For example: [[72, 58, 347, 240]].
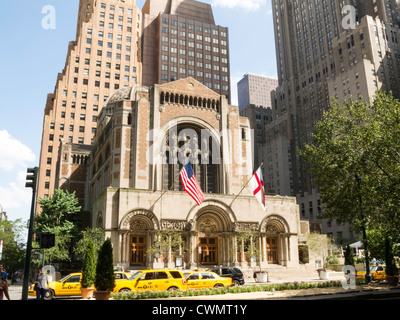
[[232, 235, 238, 265], [188, 231, 197, 269]]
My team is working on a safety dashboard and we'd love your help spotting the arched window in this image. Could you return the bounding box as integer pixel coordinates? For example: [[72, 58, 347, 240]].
[[162, 123, 220, 193]]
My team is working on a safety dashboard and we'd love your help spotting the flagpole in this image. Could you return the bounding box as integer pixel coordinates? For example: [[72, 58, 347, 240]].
[[150, 159, 182, 209], [229, 162, 263, 207]]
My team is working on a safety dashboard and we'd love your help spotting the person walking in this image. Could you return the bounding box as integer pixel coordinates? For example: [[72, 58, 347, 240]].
[[36, 272, 50, 300], [0, 264, 10, 300]]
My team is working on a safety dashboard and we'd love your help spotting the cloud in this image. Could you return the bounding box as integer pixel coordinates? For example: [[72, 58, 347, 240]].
[[211, 0, 267, 11], [0, 130, 36, 171], [0, 171, 32, 211]]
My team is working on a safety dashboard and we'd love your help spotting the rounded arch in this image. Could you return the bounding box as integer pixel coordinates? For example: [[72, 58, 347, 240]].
[[119, 209, 159, 231], [186, 199, 237, 232], [260, 214, 290, 234]]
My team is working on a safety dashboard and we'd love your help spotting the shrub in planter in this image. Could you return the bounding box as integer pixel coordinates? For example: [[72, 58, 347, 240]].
[[94, 238, 116, 299], [80, 240, 96, 299]]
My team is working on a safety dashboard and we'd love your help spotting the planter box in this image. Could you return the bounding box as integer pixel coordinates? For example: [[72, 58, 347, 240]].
[[81, 287, 95, 299], [319, 271, 330, 280], [255, 272, 268, 283]]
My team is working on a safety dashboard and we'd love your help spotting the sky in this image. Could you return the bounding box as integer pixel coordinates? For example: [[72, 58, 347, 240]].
[[0, 0, 277, 224]]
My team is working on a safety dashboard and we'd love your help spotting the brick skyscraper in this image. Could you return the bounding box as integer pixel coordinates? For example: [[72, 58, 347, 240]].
[[37, 0, 231, 209], [37, 0, 142, 207]]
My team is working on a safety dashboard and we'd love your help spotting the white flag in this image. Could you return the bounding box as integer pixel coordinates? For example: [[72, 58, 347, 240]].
[[249, 167, 266, 210]]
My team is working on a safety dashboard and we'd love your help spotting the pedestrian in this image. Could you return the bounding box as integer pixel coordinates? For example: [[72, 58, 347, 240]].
[[0, 264, 10, 300], [36, 271, 50, 300]]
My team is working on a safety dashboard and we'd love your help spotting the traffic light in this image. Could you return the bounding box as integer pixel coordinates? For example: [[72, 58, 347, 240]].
[[40, 233, 55, 249], [25, 167, 38, 189]]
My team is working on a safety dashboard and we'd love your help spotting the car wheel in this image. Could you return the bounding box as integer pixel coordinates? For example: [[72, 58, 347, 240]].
[[233, 280, 241, 286], [214, 283, 224, 288], [167, 286, 179, 291], [44, 289, 55, 300], [119, 288, 132, 293]]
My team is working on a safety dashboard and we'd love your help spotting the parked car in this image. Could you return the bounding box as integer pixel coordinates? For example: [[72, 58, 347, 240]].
[[113, 269, 187, 293], [356, 265, 386, 281], [28, 271, 131, 300], [208, 266, 245, 286], [184, 271, 232, 289]]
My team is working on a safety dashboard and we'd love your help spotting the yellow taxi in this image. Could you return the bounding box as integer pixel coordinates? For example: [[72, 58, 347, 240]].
[[356, 265, 386, 281], [28, 271, 131, 299], [184, 271, 233, 289], [113, 269, 187, 293]]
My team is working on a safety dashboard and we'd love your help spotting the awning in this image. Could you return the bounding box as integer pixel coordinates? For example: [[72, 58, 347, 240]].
[[349, 241, 363, 248]]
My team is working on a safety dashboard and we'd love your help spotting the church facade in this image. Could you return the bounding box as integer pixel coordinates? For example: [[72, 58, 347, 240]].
[[81, 78, 305, 271]]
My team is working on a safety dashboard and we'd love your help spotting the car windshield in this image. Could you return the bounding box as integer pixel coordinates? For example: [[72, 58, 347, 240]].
[[58, 274, 73, 282], [129, 271, 142, 281], [360, 266, 377, 272]]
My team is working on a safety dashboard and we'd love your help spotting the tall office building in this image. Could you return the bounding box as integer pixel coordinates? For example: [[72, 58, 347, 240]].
[[141, 0, 231, 102], [37, 0, 231, 208], [237, 73, 278, 111], [37, 0, 142, 208], [265, 0, 400, 237]]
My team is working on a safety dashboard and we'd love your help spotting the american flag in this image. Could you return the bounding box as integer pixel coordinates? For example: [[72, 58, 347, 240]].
[[180, 162, 204, 206]]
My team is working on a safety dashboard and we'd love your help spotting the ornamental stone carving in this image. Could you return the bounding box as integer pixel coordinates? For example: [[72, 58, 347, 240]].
[[121, 209, 159, 230], [160, 219, 187, 231], [130, 220, 148, 231], [233, 222, 259, 232], [199, 218, 217, 233]]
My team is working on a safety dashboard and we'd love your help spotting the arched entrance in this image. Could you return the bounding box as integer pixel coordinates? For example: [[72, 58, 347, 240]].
[[189, 203, 235, 267], [261, 215, 291, 266], [119, 209, 159, 267]]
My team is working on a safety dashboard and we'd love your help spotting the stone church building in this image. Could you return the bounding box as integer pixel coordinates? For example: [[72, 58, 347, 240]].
[[57, 78, 308, 271]]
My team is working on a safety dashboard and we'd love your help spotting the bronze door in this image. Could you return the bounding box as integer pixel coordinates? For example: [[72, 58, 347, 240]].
[[266, 237, 278, 264], [199, 237, 217, 265], [131, 235, 146, 265]]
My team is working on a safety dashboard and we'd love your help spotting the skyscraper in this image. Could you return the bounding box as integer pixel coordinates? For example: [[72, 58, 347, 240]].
[[265, 0, 400, 236], [141, 0, 231, 102], [37, 0, 142, 208], [237, 73, 278, 111], [37, 0, 231, 208]]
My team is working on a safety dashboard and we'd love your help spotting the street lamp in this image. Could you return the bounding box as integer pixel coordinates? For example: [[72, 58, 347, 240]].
[[356, 175, 372, 283]]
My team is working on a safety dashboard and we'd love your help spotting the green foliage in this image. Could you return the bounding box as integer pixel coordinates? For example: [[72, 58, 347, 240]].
[[81, 240, 96, 288], [95, 238, 115, 292], [344, 244, 355, 267], [300, 91, 400, 237], [73, 228, 105, 261], [111, 280, 344, 300], [0, 219, 26, 272], [35, 189, 82, 263], [385, 237, 398, 276], [306, 232, 334, 269], [147, 230, 187, 260]]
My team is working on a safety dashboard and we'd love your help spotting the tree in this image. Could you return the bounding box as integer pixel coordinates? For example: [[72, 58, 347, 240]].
[[0, 219, 26, 273], [147, 230, 187, 263], [73, 228, 105, 262], [306, 232, 334, 270], [35, 189, 82, 263], [300, 91, 400, 238], [344, 244, 355, 267], [80, 240, 96, 288], [95, 238, 115, 292]]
